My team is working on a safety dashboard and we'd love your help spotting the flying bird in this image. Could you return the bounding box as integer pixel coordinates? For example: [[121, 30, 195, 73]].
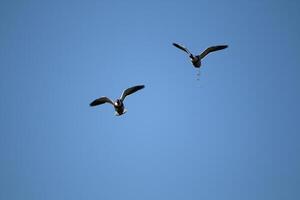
[[90, 85, 145, 116], [173, 43, 228, 68]]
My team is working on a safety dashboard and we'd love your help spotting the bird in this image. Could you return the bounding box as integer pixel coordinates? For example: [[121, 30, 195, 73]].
[[89, 85, 145, 116], [173, 43, 228, 68]]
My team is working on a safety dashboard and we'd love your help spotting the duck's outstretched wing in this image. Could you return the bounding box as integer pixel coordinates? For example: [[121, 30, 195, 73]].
[[120, 85, 145, 101], [199, 45, 228, 59], [173, 43, 192, 56], [90, 96, 114, 107]]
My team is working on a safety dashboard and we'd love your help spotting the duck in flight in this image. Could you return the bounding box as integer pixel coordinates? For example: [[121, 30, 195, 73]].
[[173, 43, 228, 68], [90, 85, 145, 116]]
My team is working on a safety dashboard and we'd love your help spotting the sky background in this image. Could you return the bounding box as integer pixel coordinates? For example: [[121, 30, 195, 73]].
[[1, 0, 300, 199]]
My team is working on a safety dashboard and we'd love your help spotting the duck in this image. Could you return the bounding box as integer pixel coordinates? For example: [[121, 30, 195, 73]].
[[90, 85, 145, 116], [173, 43, 228, 68]]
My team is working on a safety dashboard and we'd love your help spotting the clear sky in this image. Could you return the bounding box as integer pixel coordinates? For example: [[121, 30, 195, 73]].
[[1, 0, 300, 199]]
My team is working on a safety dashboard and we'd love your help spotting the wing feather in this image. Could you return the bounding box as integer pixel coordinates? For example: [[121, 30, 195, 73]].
[[199, 45, 228, 59], [120, 85, 145, 101], [90, 96, 114, 107], [173, 43, 192, 55]]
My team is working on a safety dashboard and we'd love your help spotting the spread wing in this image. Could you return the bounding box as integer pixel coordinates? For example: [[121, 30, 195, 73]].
[[90, 96, 114, 107], [199, 45, 228, 59], [120, 85, 145, 101], [173, 43, 192, 55]]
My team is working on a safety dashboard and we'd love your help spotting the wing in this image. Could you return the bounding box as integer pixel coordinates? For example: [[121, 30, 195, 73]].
[[199, 45, 228, 59], [120, 85, 145, 101], [173, 43, 192, 55], [90, 96, 114, 107]]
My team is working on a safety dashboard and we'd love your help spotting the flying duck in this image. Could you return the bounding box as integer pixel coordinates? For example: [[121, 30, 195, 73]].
[[173, 43, 228, 68], [90, 85, 145, 116]]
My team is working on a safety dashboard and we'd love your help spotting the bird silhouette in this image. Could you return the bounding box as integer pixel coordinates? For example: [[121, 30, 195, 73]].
[[90, 85, 145, 116], [173, 43, 228, 68]]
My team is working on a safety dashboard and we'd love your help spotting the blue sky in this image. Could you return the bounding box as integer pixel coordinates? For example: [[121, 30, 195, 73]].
[[1, 0, 300, 199]]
